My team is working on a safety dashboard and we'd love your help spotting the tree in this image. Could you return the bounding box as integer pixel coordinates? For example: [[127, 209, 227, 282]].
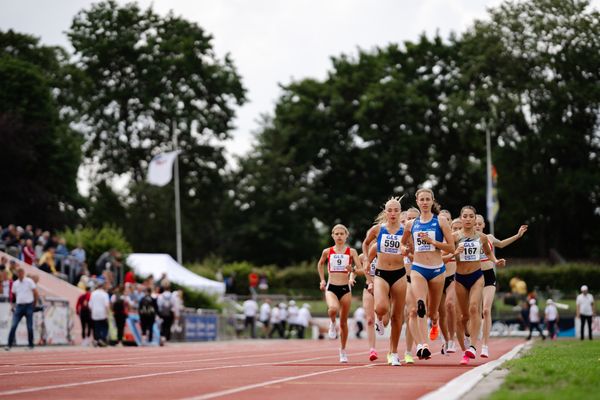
[[452, 0, 600, 258], [0, 31, 82, 228]]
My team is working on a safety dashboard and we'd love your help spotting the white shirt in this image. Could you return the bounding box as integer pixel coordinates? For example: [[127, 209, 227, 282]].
[[242, 299, 258, 317], [287, 305, 299, 324], [279, 307, 288, 322], [89, 289, 110, 321], [577, 293, 594, 316], [12, 277, 36, 304], [529, 304, 540, 323], [269, 307, 280, 324], [259, 303, 271, 321], [353, 307, 366, 323], [298, 307, 311, 327], [545, 304, 558, 321]]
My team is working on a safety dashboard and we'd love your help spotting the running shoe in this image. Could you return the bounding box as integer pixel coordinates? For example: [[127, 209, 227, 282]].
[[465, 345, 477, 359], [328, 321, 337, 339], [386, 352, 392, 365], [404, 352, 415, 364], [429, 323, 439, 341], [441, 342, 449, 356], [460, 354, 470, 365], [422, 344, 432, 360], [369, 348, 378, 361], [390, 353, 401, 366], [375, 319, 385, 336], [416, 344, 423, 360], [339, 350, 348, 363], [481, 345, 489, 358], [447, 340, 457, 353]]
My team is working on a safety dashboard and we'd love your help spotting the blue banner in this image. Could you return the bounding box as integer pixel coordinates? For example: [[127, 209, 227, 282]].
[[184, 314, 218, 341]]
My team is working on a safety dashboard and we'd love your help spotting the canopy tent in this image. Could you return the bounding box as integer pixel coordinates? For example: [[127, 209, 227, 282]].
[[126, 253, 225, 296]]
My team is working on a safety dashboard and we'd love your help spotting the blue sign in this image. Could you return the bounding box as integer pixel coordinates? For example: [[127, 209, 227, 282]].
[[184, 314, 218, 341]]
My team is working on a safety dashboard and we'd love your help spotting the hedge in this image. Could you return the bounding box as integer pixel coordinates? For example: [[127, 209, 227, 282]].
[[497, 263, 600, 294]]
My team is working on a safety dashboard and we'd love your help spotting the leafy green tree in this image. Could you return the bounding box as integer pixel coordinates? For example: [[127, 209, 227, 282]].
[[0, 31, 82, 228]]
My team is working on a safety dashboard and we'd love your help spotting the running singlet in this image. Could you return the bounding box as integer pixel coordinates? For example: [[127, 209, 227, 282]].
[[411, 215, 444, 252], [479, 236, 494, 261], [377, 224, 404, 254], [328, 247, 351, 273], [458, 236, 481, 262]]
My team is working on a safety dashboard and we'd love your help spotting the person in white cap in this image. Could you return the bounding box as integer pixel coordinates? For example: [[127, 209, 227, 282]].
[[545, 299, 559, 340], [526, 298, 545, 340], [576, 285, 594, 340], [297, 303, 312, 339], [286, 300, 299, 338]]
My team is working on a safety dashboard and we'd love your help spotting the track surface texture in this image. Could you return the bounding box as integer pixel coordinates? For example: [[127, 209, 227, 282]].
[[0, 338, 521, 399]]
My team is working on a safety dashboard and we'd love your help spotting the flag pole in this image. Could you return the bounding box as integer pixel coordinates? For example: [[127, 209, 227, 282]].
[[486, 122, 495, 237], [173, 121, 183, 264]]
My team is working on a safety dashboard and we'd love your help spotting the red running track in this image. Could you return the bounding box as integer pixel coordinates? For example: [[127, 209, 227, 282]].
[[0, 338, 521, 399]]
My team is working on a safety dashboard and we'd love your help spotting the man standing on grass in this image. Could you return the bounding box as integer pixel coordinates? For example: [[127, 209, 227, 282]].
[[576, 285, 595, 340], [89, 279, 110, 346], [5, 267, 38, 350]]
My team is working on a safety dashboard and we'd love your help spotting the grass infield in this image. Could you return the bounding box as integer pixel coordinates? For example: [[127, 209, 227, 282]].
[[490, 339, 600, 400]]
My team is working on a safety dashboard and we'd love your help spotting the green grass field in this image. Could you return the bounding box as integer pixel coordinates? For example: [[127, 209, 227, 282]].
[[490, 340, 600, 400]]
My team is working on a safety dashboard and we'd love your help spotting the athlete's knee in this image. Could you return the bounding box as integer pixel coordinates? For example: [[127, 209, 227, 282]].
[[328, 306, 339, 315], [417, 299, 426, 318], [482, 307, 491, 319], [366, 316, 374, 326], [375, 305, 388, 317], [468, 303, 479, 317]]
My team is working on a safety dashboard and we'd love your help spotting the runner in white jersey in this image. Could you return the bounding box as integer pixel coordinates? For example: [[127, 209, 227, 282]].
[[401, 188, 455, 360], [317, 224, 361, 363], [362, 198, 407, 366], [453, 206, 505, 365], [440, 218, 462, 353], [475, 214, 527, 357]]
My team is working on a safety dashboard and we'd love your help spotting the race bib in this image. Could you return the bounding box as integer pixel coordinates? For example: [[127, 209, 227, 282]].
[[369, 258, 377, 276], [329, 254, 350, 272], [414, 231, 436, 252], [459, 240, 481, 262], [380, 234, 401, 254]]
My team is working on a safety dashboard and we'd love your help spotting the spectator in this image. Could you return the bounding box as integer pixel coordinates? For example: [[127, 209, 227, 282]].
[[268, 303, 283, 338], [259, 299, 271, 338], [171, 289, 184, 334], [278, 302, 288, 337], [38, 247, 57, 275], [545, 299, 559, 340], [258, 273, 269, 292], [139, 287, 158, 344], [242, 297, 258, 338], [34, 237, 45, 260], [248, 272, 259, 297], [0, 266, 12, 299], [22, 239, 36, 266], [0, 256, 7, 275], [55, 237, 69, 271], [5, 267, 39, 350], [526, 298, 546, 340], [297, 303, 312, 339], [8, 260, 19, 281], [286, 300, 299, 338], [70, 243, 86, 283], [95, 249, 122, 285], [76, 284, 93, 346], [353, 306, 365, 339], [124, 270, 136, 285], [157, 287, 175, 343], [89, 279, 110, 347], [519, 300, 530, 331], [111, 286, 129, 346], [576, 285, 595, 340]]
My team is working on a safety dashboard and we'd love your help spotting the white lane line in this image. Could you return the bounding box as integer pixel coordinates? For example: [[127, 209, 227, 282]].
[[418, 343, 526, 400], [0, 351, 366, 396], [0, 347, 321, 377], [182, 364, 374, 400]]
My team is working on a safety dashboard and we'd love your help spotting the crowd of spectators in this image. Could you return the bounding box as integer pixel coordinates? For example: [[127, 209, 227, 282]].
[[76, 273, 184, 347], [240, 298, 312, 339]]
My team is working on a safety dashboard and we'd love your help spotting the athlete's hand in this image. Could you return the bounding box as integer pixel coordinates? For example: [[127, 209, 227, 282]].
[[319, 280, 326, 291], [495, 259, 506, 268], [349, 277, 356, 288], [367, 281, 374, 294], [418, 232, 433, 244], [517, 225, 528, 237], [455, 244, 464, 255]]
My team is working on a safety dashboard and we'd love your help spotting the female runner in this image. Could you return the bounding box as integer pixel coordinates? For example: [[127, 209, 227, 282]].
[[362, 198, 407, 366], [401, 188, 454, 360], [317, 224, 361, 363]]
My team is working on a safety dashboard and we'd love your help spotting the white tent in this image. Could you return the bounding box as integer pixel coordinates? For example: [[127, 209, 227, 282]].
[[126, 253, 225, 296]]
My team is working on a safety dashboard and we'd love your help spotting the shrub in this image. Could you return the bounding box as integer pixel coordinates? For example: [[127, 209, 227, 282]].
[[497, 263, 600, 294], [62, 225, 132, 270]]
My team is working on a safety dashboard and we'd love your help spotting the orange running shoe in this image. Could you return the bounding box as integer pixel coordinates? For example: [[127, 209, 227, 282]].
[[429, 323, 439, 341]]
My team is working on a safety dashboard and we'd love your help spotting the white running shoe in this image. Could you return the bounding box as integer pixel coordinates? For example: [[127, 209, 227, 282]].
[[481, 345, 489, 358], [339, 349, 348, 363], [390, 353, 401, 366], [447, 340, 457, 353], [375, 319, 385, 336], [328, 322, 337, 339]]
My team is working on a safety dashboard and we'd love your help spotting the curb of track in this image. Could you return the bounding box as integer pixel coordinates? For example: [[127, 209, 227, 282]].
[[418, 341, 529, 400]]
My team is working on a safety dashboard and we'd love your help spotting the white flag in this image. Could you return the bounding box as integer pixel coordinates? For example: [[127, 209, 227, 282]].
[[147, 150, 181, 186]]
